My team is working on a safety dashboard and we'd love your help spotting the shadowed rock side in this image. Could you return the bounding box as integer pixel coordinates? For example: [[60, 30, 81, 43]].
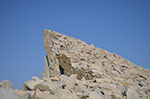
[[0, 29, 150, 99]]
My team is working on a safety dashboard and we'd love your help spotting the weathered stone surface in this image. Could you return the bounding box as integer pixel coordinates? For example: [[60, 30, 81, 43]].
[[88, 92, 103, 99], [41, 29, 150, 99], [23, 80, 44, 91], [50, 76, 60, 81], [0, 80, 13, 89], [42, 56, 51, 79], [43, 30, 148, 80], [1, 29, 150, 99], [35, 81, 65, 94], [66, 74, 77, 90], [14, 89, 32, 99], [35, 82, 56, 94], [55, 88, 78, 99], [126, 86, 140, 99], [33, 89, 57, 99], [0, 88, 24, 99]]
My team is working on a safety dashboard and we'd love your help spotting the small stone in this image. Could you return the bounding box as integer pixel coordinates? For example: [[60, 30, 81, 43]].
[[51, 76, 60, 81], [32, 76, 40, 81], [42, 78, 52, 82]]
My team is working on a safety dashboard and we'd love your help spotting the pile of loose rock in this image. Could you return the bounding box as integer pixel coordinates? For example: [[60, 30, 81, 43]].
[[0, 30, 150, 99]]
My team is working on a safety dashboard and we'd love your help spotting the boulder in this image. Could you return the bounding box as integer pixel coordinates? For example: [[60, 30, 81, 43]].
[[35, 81, 65, 94], [0, 88, 24, 99], [14, 89, 32, 99], [0, 80, 13, 89], [23, 80, 44, 91]]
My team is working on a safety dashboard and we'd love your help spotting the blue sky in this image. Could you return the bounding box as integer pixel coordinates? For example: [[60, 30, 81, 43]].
[[0, 0, 149, 89]]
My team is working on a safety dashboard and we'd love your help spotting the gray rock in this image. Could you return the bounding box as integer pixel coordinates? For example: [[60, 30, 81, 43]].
[[127, 86, 140, 99], [42, 56, 51, 79], [14, 90, 32, 99], [0, 88, 24, 99]]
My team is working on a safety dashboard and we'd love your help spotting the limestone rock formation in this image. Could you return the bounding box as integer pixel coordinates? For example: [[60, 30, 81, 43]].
[[0, 29, 150, 99], [41, 29, 150, 99]]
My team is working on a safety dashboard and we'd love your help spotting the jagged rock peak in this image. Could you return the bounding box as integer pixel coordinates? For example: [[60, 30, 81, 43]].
[[0, 29, 150, 99], [42, 29, 150, 80]]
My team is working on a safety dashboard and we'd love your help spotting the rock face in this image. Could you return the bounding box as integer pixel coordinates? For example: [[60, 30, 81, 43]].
[[0, 29, 150, 99], [41, 29, 150, 99]]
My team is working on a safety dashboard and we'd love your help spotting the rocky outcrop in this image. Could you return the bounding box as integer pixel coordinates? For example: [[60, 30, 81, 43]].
[[41, 29, 150, 99], [42, 30, 150, 80], [0, 29, 150, 99]]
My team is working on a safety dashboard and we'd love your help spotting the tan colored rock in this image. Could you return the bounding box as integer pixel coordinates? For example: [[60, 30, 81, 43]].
[[42, 56, 51, 79], [23, 29, 150, 99], [42, 29, 149, 81], [0, 88, 24, 99], [32, 77, 40, 81], [127, 86, 140, 99], [14, 89, 32, 99], [88, 92, 103, 99], [0, 80, 13, 89], [34, 82, 55, 94], [42, 78, 52, 82], [33, 89, 57, 99], [55, 88, 78, 99], [60, 75, 69, 82], [66, 74, 77, 90], [35, 81, 65, 94], [51, 76, 60, 81], [23, 80, 44, 91]]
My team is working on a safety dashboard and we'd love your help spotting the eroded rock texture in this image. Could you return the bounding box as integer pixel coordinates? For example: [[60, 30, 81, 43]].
[[1, 29, 150, 99], [41, 29, 150, 99], [42, 29, 150, 80]]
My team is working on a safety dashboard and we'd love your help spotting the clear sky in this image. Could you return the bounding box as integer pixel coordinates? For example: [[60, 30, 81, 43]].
[[0, 0, 149, 89]]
